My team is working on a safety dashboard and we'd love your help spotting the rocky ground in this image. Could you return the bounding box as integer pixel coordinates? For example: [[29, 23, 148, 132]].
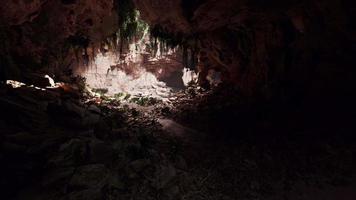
[[0, 81, 355, 200], [0, 79, 189, 200]]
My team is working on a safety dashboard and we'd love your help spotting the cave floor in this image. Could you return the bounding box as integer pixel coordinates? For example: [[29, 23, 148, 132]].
[[0, 83, 355, 200]]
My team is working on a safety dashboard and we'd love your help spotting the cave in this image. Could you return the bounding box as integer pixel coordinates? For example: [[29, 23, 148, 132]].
[[0, 0, 356, 199]]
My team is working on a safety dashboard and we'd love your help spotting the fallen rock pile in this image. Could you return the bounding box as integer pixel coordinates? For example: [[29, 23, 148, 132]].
[[0, 82, 187, 200]]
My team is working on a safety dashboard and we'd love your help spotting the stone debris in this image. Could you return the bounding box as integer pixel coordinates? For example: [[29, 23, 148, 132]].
[[0, 81, 187, 200], [0, 80, 354, 200]]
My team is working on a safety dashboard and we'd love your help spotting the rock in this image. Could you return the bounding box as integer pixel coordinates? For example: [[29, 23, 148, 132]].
[[161, 106, 171, 115], [154, 164, 177, 189], [66, 189, 103, 200], [42, 167, 75, 187], [77, 130, 94, 137], [50, 100, 102, 128], [175, 155, 188, 170], [4, 132, 41, 146], [111, 128, 124, 139], [106, 172, 125, 190], [94, 120, 112, 140], [26, 134, 67, 155], [88, 139, 114, 164], [1, 141, 27, 154], [88, 105, 101, 114], [48, 139, 87, 167], [0, 0, 46, 25], [82, 112, 101, 127], [162, 185, 180, 200], [69, 164, 108, 189], [64, 101, 85, 118], [130, 159, 151, 172]]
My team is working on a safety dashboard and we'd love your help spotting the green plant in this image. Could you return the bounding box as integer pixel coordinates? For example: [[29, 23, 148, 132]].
[[129, 96, 161, 106], [92, 88, 109, 95], [115, 0, 149, 54], [75, 76, 87, 92], [124, 93, 131, 100], [114, 92, 125, 100]]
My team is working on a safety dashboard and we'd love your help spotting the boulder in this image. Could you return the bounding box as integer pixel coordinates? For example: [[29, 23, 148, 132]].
[[88, 105, 101, 114], [69, 164, 109, 189], [48, 139, 87, 167], [153, 164, 177, 189], [66, 189, 103, 200], [88, 139, 115, 164], [42, 167, 75, 187]]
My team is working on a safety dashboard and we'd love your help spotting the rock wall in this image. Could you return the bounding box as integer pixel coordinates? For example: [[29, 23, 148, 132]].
[[0, 0, 117, 81], [1, 0, 355, 102], [74, 34, 190, 99], [134, 0, 356, 99]]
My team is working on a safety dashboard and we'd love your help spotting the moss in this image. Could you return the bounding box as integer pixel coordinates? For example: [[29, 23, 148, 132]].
[[114, 92, 125, 99], [92, 88, 109, 95], [129, 96, 161, 106], [124, 93, 131, 100], [114, 0, 148, 54], [112, 0, 198, 68]]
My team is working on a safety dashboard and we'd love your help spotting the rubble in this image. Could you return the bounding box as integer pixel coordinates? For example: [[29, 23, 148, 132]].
[[0, 80, 188, 200], [0, 79, 355, 200]]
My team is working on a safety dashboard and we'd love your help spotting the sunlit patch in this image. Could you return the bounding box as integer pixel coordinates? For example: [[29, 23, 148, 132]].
[[29, 85, 46, 91], [45, 75, 56, 87], [182, 68, 198, 86], [6, 79, 54, 91], [6, 80, 26, 88], [78, 52, 176, 101]]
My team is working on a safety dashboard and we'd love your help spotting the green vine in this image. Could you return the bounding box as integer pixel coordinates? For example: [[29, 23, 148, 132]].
[[112, 0, 198, 70], [115, 0, 148, 54]]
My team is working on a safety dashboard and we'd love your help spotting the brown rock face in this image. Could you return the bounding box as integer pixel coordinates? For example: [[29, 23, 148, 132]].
[[1, 0, 117, 81], [134, 0, 356, 98], [0, 0, 47, 25], [1, 0, 355, 101], [132, 0, 191, 34]]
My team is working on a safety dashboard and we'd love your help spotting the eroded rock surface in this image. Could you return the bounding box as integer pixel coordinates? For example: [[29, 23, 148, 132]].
[[134, 0, 356, 98]]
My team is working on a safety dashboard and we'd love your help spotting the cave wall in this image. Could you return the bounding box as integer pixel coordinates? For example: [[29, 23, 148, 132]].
[[0, 0, 117, 81], [1, 0, 355, 103], [134, 0, 356, 100], [74, 35, 188, 97]]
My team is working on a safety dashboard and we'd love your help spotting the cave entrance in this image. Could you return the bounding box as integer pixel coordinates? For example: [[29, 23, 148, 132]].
[[74, 46, 197, 101], [73, 12, 197, 102]]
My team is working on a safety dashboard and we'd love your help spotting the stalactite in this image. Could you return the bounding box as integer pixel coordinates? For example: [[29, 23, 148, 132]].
[[191, 48, 198, 70], [182, 45, 188, 68], [74, 48, 80, 66], [159, 40, 164, 57], [153, 37, 158, 57], [119, 35, 124, 56], [112, 33, 118, 51], [91, 44, 96, 63]]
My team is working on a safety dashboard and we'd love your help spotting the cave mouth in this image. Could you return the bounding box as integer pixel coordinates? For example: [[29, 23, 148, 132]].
[[74, 46, 197, 101], [69, 8, 201, 102]]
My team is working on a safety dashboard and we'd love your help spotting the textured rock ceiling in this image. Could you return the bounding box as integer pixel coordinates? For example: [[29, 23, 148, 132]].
[[0, 0, 117, 81], [134, 0, 356, 96], [1, 0, 355, 98]]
